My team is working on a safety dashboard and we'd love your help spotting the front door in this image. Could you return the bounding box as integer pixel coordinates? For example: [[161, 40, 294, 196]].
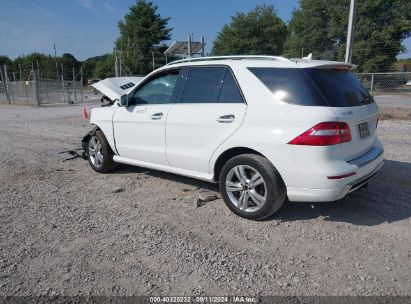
[[113, 69, 181, 165]]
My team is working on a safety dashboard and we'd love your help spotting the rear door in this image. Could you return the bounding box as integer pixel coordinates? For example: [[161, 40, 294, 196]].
[[166, 66, 247, 173], [305, 68, 379, 159]]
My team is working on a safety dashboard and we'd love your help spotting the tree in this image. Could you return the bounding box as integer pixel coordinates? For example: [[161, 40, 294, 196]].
[[284, 0, 411, 72], [283, 0, 334, 60], [115, 0, 172, 75], [0, 55, 12, 67], [92, 54, 115, 79], [212, 5, 287, 56]]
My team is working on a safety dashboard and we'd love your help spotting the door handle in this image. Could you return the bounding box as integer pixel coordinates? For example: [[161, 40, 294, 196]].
[[217, 114, 235, 123], [151, 112, 163, 120]]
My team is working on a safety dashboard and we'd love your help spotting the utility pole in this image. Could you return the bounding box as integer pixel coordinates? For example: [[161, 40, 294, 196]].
[[115, 49, 120, 77], [345, 0, 357, 63], [152, 51, 155, 71], [201, 36, 205, 57], [119, 50, 122, 76]]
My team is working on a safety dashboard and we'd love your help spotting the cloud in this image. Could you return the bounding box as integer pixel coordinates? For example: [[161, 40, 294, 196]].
[[31, 3, 52, 15], [103, 1, 120, 16], [77, 0, 99, 14]]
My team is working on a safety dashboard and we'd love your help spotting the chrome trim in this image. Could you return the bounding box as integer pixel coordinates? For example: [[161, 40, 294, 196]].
[[151, 112, 163, 120], [217, 114, 235, 123], [348, 146, 383, 168]]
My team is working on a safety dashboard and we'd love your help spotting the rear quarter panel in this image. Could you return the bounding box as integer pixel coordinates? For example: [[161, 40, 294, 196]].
[[209, 65, 340, 188]]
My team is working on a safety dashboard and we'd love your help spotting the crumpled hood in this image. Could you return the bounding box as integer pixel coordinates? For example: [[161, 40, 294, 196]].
[[92, 76, 145, 101]]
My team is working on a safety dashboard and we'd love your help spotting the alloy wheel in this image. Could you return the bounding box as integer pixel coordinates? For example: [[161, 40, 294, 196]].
[[88, 135, 103, 167], [225, 165, 267, 212]]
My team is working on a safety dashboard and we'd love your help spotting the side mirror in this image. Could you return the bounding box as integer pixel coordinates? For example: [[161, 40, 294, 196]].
[[119, 94, 128, 107]]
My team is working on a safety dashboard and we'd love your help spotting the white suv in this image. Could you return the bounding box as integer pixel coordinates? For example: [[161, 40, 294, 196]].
[[83, 55, 384, 220]]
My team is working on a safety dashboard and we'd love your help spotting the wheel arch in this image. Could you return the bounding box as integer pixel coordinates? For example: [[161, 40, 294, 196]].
[[82, 124, 117, 156], [213, 147, 266, 181]]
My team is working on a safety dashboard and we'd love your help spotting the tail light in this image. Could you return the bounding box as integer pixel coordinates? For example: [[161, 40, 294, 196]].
[[288, 122, 352, 146]]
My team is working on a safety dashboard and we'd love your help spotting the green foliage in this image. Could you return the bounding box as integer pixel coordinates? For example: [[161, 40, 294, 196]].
[[284, 0, 411, 72], [212, 5, 287, 56], [115, 0, 172, 75], [92, 54, 115, 79], [0, 55, 12, 66], [7, 52, 82, 79], [81, 55, 111, 79], [283, 1, 334, 60]]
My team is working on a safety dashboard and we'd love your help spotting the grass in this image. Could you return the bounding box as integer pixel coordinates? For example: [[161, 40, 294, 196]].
[[379, 106, 411, 121]]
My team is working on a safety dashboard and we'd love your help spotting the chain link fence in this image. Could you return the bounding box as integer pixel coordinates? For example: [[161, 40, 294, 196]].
[[0, 64, 99, 106], [2, 64, 411, 106], [357, 72, 411, 95]]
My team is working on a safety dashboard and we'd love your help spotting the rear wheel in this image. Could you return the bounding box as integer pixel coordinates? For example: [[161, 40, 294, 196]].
[[219, 154, 286, 220], [86, 130, 117, 173]]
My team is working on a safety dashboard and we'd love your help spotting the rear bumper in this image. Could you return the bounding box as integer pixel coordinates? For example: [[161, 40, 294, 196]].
[[287, 143, 384, 202]]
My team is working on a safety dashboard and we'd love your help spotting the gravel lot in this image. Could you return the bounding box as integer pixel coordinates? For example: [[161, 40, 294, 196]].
[[0, 103, 410, 297]]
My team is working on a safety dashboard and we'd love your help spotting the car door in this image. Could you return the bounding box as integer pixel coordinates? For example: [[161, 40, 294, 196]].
[[112, 69, 181, 165], [166, 66, 247, 173]]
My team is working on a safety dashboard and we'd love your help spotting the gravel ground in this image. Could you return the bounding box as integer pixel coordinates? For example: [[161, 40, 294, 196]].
[[0, 103, 410, 297]]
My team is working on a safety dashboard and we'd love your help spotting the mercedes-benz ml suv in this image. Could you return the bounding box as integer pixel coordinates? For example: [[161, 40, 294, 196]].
[[83, 55, 384, 220]]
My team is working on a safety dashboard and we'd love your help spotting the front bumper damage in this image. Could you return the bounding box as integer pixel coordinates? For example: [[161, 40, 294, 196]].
[[81, 126, 98, 160]]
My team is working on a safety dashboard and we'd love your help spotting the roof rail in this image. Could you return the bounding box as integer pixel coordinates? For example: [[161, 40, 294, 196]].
[[166, 55, 294, 66]]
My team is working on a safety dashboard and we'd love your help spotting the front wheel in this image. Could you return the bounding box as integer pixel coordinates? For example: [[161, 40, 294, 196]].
[[219, 154, 286, 220], [86, 130, 117, 173]]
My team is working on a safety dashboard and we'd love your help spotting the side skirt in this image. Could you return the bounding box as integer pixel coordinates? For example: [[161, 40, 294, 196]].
[[113, 156, 215, 183]]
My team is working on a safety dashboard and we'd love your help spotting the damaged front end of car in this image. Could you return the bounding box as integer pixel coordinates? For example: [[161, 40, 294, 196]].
[[81, 126, 98, 160]]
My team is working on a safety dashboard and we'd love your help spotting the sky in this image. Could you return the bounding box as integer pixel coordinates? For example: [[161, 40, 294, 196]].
[[0, 0, 410, 60]]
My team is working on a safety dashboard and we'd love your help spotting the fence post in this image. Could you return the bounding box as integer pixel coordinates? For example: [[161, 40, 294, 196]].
[[0, 66, 11, 104], [4, 65, 12, 104], [61, 64, 65, 102], [19, 64, 23, 96], [370, 73, 374, 95], [80, 66, 84, 102], [33, 69, 40, 106], [73, 66, 77, 102]]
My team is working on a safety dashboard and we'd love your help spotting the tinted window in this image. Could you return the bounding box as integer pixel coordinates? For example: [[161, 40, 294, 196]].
[[133, 71, 179, 105], [219, 69, 244, 103], [305, 69, 374, 107], [248, 68, 328, 106], [182, 67, 226, 103]]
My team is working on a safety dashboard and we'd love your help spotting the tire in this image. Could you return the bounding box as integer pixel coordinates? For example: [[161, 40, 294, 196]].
[[218, 154, 286, 220], [86, 130, 118, 173]]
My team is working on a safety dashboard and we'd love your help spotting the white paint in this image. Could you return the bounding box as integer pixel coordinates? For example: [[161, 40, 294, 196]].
[[89, 57, 384, 203]]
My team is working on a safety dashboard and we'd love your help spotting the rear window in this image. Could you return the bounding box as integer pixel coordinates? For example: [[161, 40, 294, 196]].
[[248, 67, 374, 107], [248, 68, 328, 106], [305, 69, 374, 107]]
